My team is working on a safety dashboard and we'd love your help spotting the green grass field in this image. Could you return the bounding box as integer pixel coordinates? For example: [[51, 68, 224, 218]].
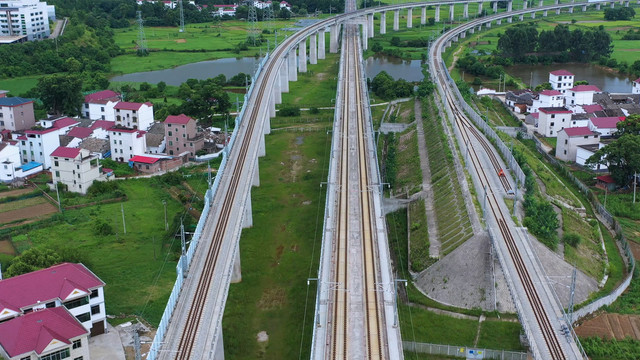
[[1, 75, 41, 96], [280, 52, 339, 108]]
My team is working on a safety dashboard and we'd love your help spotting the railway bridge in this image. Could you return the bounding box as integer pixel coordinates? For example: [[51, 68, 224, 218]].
[[149, 0, 628, 358]]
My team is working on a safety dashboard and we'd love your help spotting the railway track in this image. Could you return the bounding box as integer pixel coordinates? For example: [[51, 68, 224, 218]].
[[329, 24, 385, 360], [432, 34, 567, 360]]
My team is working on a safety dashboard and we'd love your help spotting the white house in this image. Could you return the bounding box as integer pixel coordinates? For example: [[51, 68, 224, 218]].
[[0, 142, 20, 182], [15, 117, 79, 169], [577, 143, 608, 171], [0, 0, 51, 41], [536, 107, 573, 137], [83, 90, 120, 121], [109, 126, 147, 162], [633, 78, 640, 94], [0, 262, 107, 336], [549, 70, 574, 94], [566, 85, 601, 106], [0, 307, 90, 360], [556, 127, 600, 162], [212, 4, 237, 16], [279, 0, 291, 10], [530, 89, 564, 113], [50, 146, 105, 194], [114, 101, 154, 131], [588, 117, 622, 137]]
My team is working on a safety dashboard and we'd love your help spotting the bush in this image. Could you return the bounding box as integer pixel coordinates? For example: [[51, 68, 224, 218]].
[[87, 180, 124, 198], [93, 218, 114, 236], [279, 106, 300, 117], [563, 232, 582, 247]]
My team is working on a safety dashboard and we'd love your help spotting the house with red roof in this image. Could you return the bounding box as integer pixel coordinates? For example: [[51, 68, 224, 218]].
[[129, 154, 183, 174], [567, 85, 601, 106], [588, 116, 623, 137], [0, 307, 90, 360], [556, 127, 600, 162], [549, 70, 574, 94], [0, 91, 36, 132], [83, 90, 121, 121], [14, 116, 80, 169], [50, 146, 106, 194], [536, 107, 573, 137], [109, 126, 147, 162], [165, 114, 204, 157], [0, 263, 106, 337], [114, 101, 154, 131], [530, 89, 564, 113], [633, 78, 640, 95]]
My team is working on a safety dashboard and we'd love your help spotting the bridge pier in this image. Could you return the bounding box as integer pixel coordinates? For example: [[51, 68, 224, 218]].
[[435, 5, 440, 22], [493, 1, 498, 12], [288, 49, 297, 81], [361, 22, 368, 50], [469, 27, 475, 34], [460, 31, 466, 38], [318, 29, 326, 60], [543, 9, 548, 16], [380, 11, 386, 34], [280, 59, 289, 93], [523, 0, 528, 9], [477, 2, 483, 15], [449, 4, 454, 22], [596, 3, 601, 9], [507, 16, 512, 23], [611, 1, 615, 8], [393, 10, 399, 31], [569, 6, 574, 13], [213, 328, 225, 359], [258, 130, 266, 157], [582, 4, 587, 11], [368, 14, 374, 37], [539, 0, 543, 6], [531, 11, 535, 18], [507, 0, 512, 12], [299, 39, 307, 73], [485, 20, 491, 28], [310, 33, 317, 65], [496, 18, 502, 25], [421, 6, 426, 25], [269, 92, 276, 118], [263, 110, 271, 135], [274, 71, 282, 104], [243, 189, 253, 228], [407, 8, 412, 28], [519, 14, 524, 20], [329, 24, 339, 53], [625, 0, 630, 6], [231, 243, 242, 283], [463, 3, 469, 18]]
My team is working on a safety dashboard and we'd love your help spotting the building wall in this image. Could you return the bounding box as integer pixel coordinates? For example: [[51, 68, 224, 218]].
[[84, 101, 117, 121], [567, 91, 594, 106], [537, 112, 572, 137], [576, 146, 609, 170], [165, 119, 203, 157], [633, 82, 640, 94], [51, 150, 102, 194], [0, 144, 20, 182], [557, 132, 600, 162], [0, 0, 50, 41], [110, 130, 146, 162], [18, 131, 59, 168], [0, 102, 35, 131], [549, 74, 574, 94], [115, 105, 153, 131]]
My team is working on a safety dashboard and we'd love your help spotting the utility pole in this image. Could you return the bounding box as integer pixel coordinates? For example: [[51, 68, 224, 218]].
[[55, 182, 62, 213], [162, 199, 168, 231], [181, 220, 188, 278], [393, 279, 407, 327], [121, 203, 127, 234], [178, 0, 185, 33], [513, 176, 519, 217], [634, 172, 637, 204]]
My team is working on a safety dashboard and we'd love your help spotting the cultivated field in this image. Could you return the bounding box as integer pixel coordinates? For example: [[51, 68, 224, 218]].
[[576, 314, 640, 340]]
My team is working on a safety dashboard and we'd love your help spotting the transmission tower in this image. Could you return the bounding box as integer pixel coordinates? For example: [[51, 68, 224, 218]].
[[136, 11, 148, 56], [248, 4, 258, 46], [263, 4, 274, 34], [178, 0, 185, 33]]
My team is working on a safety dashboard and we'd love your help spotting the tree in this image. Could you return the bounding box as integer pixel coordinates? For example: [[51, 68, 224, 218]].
[[371, 42, 383, 53], [587, 134, 640, 185], [5, 247, 63, 278], [615, 114, 640, 136], [36, 74, 83, 116], [534, 82, 553, 91], [604, 7, 635, 21]]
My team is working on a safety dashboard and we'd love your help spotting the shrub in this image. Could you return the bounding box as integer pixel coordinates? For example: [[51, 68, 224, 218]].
[[279, 106, 300, 116], [563, 232, 582, 247], [93, 219, 114, 236]]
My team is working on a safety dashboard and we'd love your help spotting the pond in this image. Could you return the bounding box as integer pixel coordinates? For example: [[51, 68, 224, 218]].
[[505, 63, 633, 93], [364, 55, 425, 82], [110, 57, 263, 86]]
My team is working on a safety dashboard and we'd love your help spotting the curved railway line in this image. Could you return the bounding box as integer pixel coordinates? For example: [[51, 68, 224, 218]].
[[329, 24, 385, 360]]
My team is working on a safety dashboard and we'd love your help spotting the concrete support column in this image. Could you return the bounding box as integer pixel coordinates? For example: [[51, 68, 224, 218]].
[[611, 2, 615, 8], [569, 6, 574, 13], [214, 325, 225, 359], [478, 2, 483, 15], [298, 39, 307, 73], [393, 10, 399, 31], [280, 59, 289, 93], [493, 1, 498, 12], [269, 92, 276, 118], [507, 0, 513, 11], [625, 1, 629, 6], [421, 6, 427, 25], [368, 14, 374, 37], [258, 131, 266, 157], [407, 8, 413, 28], [543, 10, 548, 16], [555, 0, 559, 4], [242, 190, 253, 228], [435, 5, 440, 22], [460, 31, 466, 38], [309, 33, 317, 65], [507, 16, 513, 23], [380, 12, 387, 34], [361, 23, 368, 50], [556, 8, 561, 14], [288, 49, 297, 81], [486, 21, 491, 28], [318, 29, 325, 59], [463, 3, 469, 18], [230, 243, 241, 283], [274, 71, 282, 104], [252, 158, 260, 187], [523, 0, 528, 9], [329, 24, 338, 53], [497, 18, 502, 25], [263, 111, 271, 135], [539, 0, 543, 6], [449, 4, 455, 21], [470, 27, 475, 34], [519, 14, 524, 20], [531, 11, 536, 18], [596, 3, 601, 9], [583, 5, 587, 11]]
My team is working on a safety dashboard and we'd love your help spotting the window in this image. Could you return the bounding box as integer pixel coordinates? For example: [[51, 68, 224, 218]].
[[564, 150, 567, 155], [90, 289, 99, 299], [75, 312, 90, 323], [40, 348, 70, 360], [76, 165, 79, 170], [551, 114, 555, 119], [46, 301, 55, 308], [21, 356, 30, 360], [100, 107, 104, 112], [55, 171, 60, 178], [169, 141, 173, 146], [168, 131, 172, 136], [74, 357, 84, 360], [72, 339, 82, 349], [91, 304, 100, 315], [54, 161, 59, 167], [584, 136, 588, 139], [84, 103, 88, 108], [564, 140, 568, 145], [550, 122, 554, 127], [63, 296, 88, 310]]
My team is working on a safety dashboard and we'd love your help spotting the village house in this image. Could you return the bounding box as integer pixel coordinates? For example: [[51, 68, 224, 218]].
[[529, 89, 564, 113], [83, 90, 120, 121], [212, 4, 237, 16], [164, 114, 204, 157], [576, 143, 608, 171], [566, 85, 601, 106], [556, 127, 600, 162], [536, 107, 572, 137], [0, 307, 90, 360], [588, 116, 622, 137], [129, 155, 183, 174], [0, 91, 36, 131], [114, 101, 154, 131], [146, 122, 166, 154], [109, 126, 147, 162], [15, 116, 78, 168], [633, 78, 640, 95], [549, 70, 575, 94], [0, 263, 107, 336], [50, 147, 106, 194], [505, 89, 535, 114]]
